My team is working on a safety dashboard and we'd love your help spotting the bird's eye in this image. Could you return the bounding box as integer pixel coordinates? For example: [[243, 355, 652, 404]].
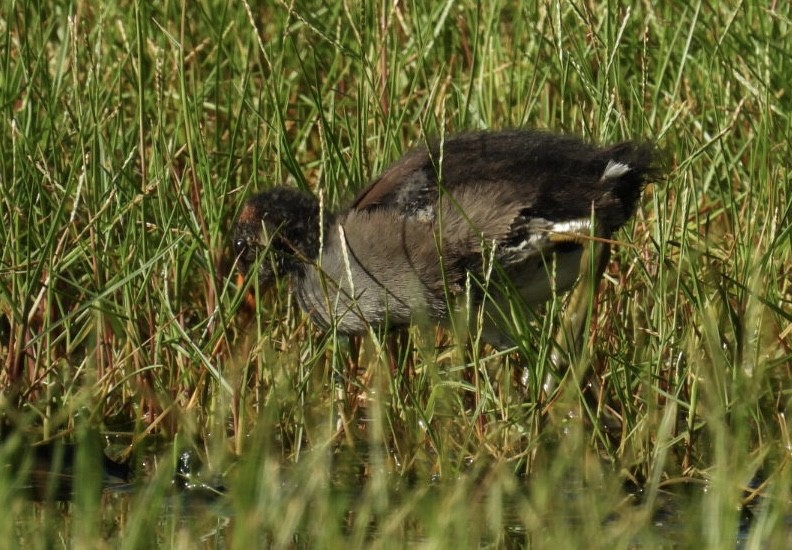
[[233, 238, 248, 254]]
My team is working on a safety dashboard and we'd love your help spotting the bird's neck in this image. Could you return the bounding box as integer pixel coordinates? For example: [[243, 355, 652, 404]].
[[289, 210, 334, 280]]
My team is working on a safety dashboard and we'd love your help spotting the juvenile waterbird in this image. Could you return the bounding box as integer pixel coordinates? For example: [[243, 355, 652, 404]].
[[233, 130, 654, 362]]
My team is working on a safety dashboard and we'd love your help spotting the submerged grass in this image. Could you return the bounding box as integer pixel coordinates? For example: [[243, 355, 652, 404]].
[[1, 0, 790, 547]]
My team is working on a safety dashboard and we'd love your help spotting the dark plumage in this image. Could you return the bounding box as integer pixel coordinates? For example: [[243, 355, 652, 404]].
[[233, 130, 654, 346]]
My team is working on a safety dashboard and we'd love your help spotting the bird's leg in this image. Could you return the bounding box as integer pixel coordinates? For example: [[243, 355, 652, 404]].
[[543, 229, 611, 399]]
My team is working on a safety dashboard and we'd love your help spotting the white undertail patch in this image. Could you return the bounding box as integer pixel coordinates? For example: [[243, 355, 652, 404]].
[[601, 160, 631, 180], [549, 219, 593, 236]]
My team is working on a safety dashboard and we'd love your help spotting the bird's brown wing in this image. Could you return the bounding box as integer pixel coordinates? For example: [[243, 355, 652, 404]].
[[349, 130, 654, 234], [346, 130, 655, 304]]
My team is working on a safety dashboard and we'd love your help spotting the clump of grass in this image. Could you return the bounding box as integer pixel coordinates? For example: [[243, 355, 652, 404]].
[[0, 0, 790, 546]]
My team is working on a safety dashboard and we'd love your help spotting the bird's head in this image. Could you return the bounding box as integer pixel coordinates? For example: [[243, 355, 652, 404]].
[[232, 187, 324, 286]]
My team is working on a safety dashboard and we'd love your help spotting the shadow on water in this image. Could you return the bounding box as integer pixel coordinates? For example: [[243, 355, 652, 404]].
[[15, 440, 228, 505], [7, 437, 233, 545], [21, 441, 134, 501]]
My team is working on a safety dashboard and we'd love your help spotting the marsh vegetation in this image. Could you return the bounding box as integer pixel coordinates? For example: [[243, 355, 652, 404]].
[[1, 0, 790, 547]]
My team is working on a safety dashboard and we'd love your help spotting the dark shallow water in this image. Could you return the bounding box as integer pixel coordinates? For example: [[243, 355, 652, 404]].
[[9, 441, 789, 548]]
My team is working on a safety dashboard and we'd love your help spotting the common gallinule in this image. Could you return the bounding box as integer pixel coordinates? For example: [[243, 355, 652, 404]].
[[233, 130, 654, 356]]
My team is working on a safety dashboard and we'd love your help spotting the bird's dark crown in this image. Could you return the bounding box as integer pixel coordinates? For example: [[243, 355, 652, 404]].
[[232, 187, 325, 285]]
